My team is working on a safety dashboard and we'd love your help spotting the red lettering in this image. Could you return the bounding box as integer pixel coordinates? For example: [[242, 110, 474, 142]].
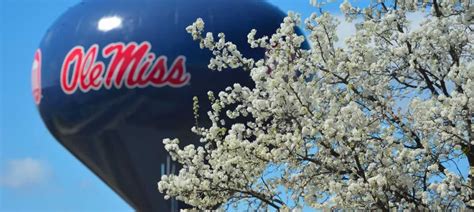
[[130, 53, 155, 87], [59, 42, 190, 95], [166, 56, 190, 87], [146, 56, 168, 86], [31, 49, 42, 105], [103, 42, 150, 88], [79, 45, 104, 91], [61, 47, 83, 94]]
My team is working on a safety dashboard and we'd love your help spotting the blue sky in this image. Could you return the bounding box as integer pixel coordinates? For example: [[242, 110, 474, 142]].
[[3, 0, 467, 211], [0, 1, 331, 211], [1, 1, 136, 211]]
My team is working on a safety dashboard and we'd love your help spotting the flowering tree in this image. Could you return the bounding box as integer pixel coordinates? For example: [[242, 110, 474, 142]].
[[158, 0, 473, 210]]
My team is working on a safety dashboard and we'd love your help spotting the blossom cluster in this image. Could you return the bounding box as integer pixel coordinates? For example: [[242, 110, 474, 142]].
[[159, 0, 473, 210]]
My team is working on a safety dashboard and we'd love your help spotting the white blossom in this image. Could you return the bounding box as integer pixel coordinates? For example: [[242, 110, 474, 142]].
[[160, 0, 474, 211]]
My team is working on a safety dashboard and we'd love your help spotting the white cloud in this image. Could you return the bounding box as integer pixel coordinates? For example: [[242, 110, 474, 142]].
[[0, 158, 51, 188]]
